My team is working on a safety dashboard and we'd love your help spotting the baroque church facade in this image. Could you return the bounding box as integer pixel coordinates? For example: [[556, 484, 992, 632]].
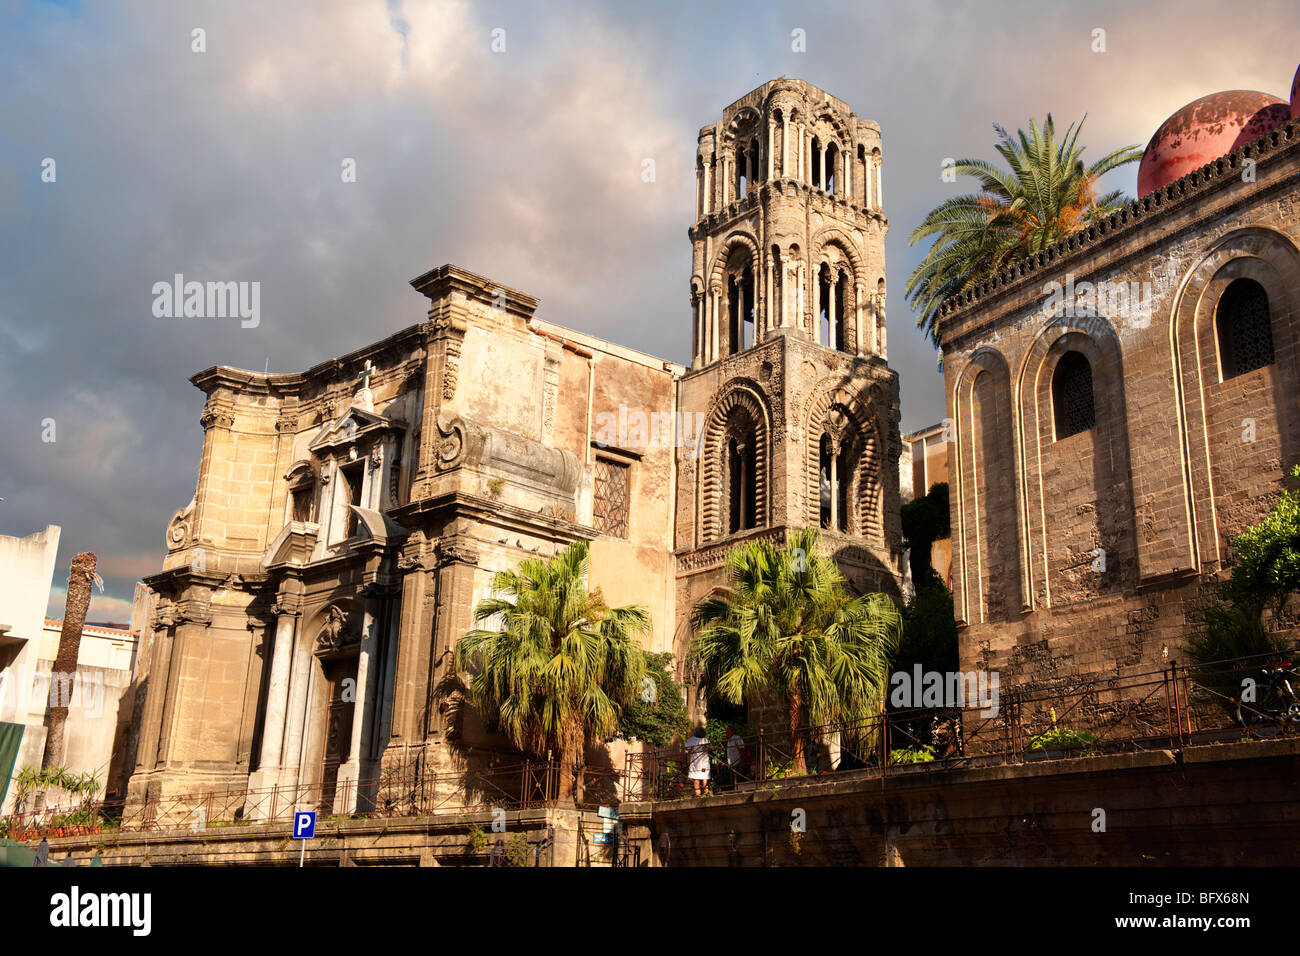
[[124, 79, 905, 816]]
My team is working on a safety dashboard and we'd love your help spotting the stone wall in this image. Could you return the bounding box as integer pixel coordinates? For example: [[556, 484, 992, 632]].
[[940, 119, 1300, 688]]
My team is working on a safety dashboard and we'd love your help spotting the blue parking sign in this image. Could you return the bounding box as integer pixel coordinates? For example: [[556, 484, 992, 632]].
[[293, 811, 316, 839]]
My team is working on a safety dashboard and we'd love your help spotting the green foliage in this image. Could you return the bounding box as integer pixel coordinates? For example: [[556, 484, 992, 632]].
[[469, 824, 489, 851], [455, 540, 648, 785], [689, 528, 901, 773], [902, 482, 950, 586], [894, 581, 960, 692], [1186, 469, 1300, 706], [889, 745, 936, 765], [616, 652, 690, 746], [1028, 727, 1097, 751], [1222, 465, 1300, 616], [907, 115, 1142, 345], [505, 832, 531, 867]]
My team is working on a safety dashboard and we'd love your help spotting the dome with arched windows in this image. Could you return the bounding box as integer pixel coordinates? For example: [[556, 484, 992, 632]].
[[1137, 90, 1290, 198]]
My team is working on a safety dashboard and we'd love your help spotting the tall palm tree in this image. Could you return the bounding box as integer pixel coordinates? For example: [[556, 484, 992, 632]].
[[907, 115, 1142, 345], [454, 540, 647, 803], [37, 552, 97, 811], [689, 529, 901, 774]]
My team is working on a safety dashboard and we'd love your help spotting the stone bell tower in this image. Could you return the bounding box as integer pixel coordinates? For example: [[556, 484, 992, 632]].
[[673, 77, 905, 668]]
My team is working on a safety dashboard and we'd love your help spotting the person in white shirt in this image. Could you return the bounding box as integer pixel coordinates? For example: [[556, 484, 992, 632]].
[[683, 725, 710, 796]]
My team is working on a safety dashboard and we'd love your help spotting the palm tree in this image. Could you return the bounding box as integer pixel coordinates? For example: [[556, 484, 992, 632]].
[[907, 115, 1142, 345], [454, 540, 647, 803], [36, 552, 97, 811], [689, 529, 901, 774]]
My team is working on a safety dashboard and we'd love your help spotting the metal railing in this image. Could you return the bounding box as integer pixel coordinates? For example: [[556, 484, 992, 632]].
[[623, 651, 1300, 799]]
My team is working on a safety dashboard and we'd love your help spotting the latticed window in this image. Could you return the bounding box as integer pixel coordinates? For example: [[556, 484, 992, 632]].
[[1052, 351, 1096, 440], [1217, 278, 1274, 379], [593, 457, 630, 537]]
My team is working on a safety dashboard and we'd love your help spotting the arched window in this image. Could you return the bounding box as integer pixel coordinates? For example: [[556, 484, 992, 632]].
[[1052, 351, 1096, 440], [286, 463, 317, 523], [825, 142, 838, 195], [1217, 278, 1274, 379], [810, 136, 822, 189], [749, 139, 760, 188]]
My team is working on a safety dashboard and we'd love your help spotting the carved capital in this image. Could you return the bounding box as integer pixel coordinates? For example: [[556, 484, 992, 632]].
[[435, 536, 479, 568], [200, 400, 235, 431]]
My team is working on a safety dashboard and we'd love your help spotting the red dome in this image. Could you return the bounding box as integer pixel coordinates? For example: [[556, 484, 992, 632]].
[[1291, 63, 1300, 118], [1137, 90, 1289, 198]]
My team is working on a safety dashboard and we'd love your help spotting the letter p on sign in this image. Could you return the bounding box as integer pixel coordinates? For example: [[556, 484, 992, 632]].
[[294, 811, 316, 839]]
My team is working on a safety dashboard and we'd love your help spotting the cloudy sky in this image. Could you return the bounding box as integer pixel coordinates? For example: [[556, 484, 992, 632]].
[[3, 0, 1299, 622]]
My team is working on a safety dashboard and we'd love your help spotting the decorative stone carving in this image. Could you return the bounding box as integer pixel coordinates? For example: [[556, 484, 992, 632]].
[[165, 498, 195, 552], [315, 605, 359, 654], [434, 417, 464, 471], [200, 400, 235, 431], [442, 340, 461, 400], [435, 536, 479, 567]]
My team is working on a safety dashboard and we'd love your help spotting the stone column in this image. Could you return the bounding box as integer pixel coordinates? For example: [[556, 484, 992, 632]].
[[711, 287, 721, 361], [766, 258, 774, 331], [812, 267, 822, 343], [249, 601, 300, 796], [277, 616, 314, 793], [723, 155, 730, 206], [865, 160, 873, 209], [876, 161, 883, 210], [819, 149, 826, 193], [797, 262, 806, 332], [696, 160, 703, 219], [827, 275, 837, 349], [878, 295, 887, 358], [798, 125, 804, 181], [845, 150, 852, 200], [767, 119, 774, 180], [856, 283, 868, 355], [781, 114, 789, 177], [336, 591, 385, 813], [703, 157, 711, 216]]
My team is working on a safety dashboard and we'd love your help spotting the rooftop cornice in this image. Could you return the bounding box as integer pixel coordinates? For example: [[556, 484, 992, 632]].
[[934, 119, 1300, 339], [191, 324, 426, 396], [409, 262, 538, 321]]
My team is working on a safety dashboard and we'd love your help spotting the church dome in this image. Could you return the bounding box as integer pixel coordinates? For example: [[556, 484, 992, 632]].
[[1137, 90, 1289, 198], [1291, 62, 1300, 118]]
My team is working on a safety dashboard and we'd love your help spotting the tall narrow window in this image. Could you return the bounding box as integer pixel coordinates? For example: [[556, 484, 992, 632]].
[[1052, 351, 1096, 440], [819, 434, 852, 532], [593, 457, 630, 537], [818, 264, 832, 346], [825, 142, 838, 195], [810, 137, 822, 189], [287, 464, 316, 523], [339, 461, 365, 537], [819, 435, 833, 529], [727, 435, 757, 534], [1217, 278, 1274, 379], [834, 273, 849, 353]]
